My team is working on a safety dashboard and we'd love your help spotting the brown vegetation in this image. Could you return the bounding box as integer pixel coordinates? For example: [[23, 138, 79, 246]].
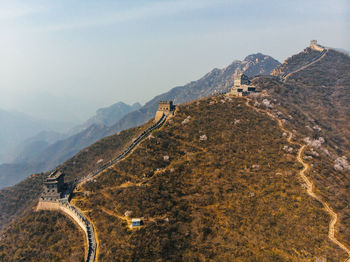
[[0, 47, 349, 261], [253, 48, 350, 256], [73, 96, 344, 261], [0, 123, 148, 232], [0, 211, 84, 261]]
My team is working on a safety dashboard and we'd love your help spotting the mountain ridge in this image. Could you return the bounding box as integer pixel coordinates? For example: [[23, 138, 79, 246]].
[[0, 53, 280, 189], [2, 45, 349, 261]]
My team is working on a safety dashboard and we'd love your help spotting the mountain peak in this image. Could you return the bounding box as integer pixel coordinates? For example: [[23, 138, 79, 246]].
[[271, 43, 350, 87], [244, 52, 273, 63]]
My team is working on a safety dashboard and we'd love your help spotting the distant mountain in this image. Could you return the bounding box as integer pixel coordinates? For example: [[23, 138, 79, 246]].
[[2, 46, 350, 261], [240, 53, 281, 76], [2, 44, 350, 259], [0, 101, 141, 189], [0, 53, 280, 189], [14, 131, 67, 163], [68, 101, 141, 135], [96, 53, 280, 138], [0, 109, 72, 164], [0, 162, 45, 191]]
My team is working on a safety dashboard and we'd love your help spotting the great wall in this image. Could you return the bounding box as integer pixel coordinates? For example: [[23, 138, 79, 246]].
[[282, 40, 328, 82], [34, 40, 350, 261], [37, 105, 172, 262], [37, 199, 97, 262]]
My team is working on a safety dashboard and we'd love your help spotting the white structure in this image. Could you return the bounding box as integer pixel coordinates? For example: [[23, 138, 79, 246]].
[[131, 218, 143, 228]]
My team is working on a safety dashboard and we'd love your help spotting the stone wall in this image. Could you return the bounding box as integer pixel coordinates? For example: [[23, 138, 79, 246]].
[[154, 111, 165, 122], [36, 200, 96, 262], [310, 41, 325, 52], [37, 201, 88, 236], [36, 107, 168, 261]]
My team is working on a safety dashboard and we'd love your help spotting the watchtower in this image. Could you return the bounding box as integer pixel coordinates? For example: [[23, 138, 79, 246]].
[[155, 100, 175, 122], [158, 101, 175, 112], [233, 72, 251, 87], [40, 170, 65, 201], [228, 72, 256, 96], [310, 40, 318, 47], [310, 40, 325, 52]]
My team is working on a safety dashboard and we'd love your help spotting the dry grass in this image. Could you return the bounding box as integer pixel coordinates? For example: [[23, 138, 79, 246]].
[[74, 96, 343, 261]]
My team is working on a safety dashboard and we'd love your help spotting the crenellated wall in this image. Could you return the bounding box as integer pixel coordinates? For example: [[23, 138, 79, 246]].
[[37, 201, 88, 235], [310, 40, 325, 52], [37, 201, 96, 262], [36, 111, 168, 262]]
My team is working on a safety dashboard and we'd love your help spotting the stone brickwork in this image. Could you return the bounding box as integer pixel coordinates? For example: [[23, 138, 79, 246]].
[[37, 200, 96, 262], [228, 72, 257, 96], [310, 40, 325, 52], [40, 170, 65, 201], [155, 101, 175, 122], [36, 111, 169, 262]]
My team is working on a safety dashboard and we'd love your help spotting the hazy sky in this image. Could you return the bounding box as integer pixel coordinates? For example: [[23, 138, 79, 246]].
[[0, 0, 349, 123]]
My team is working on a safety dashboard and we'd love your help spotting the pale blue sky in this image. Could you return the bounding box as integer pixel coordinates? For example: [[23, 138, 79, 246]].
[[0, 0, 349, 122]]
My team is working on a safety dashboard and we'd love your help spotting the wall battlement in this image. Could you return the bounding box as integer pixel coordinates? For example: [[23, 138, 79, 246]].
[[37, 200, 96, 262], [310, 40, 325, 52], [228, 72, 257, 97], [155, 100, 175, 122], [40, 170, 66, 202]]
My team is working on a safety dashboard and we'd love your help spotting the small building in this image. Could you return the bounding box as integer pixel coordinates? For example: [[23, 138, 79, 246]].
[[154, 100, 176, 122], [228, 71, 257, 96], [40, 170, 65, 202], [131, 218, 143, 228]]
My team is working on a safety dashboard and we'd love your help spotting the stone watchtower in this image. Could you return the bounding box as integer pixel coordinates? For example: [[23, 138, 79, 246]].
[[154, 101, 175, 122], [310, 40, 325, 52], [228, 71, 256, 96], [233, 71, 251, 87], [40, 170, 65, 202]]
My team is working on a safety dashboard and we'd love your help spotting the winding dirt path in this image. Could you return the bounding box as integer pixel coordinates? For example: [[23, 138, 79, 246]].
[[244, 98, 350, 261]]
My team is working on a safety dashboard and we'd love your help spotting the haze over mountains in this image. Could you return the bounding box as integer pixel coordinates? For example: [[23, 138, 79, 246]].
[[0, 101, 141, 189], [67, 101, 142, 136], [0, 109, 72, 164], [0, 53, 280, 189], [0, 43, 349, 261]]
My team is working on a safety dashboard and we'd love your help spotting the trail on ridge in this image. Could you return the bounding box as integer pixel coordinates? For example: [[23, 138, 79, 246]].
[[244, 98, 350, 261]]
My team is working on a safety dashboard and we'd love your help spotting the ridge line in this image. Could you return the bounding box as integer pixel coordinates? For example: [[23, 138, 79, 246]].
[[283, 48, 328, 82]]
